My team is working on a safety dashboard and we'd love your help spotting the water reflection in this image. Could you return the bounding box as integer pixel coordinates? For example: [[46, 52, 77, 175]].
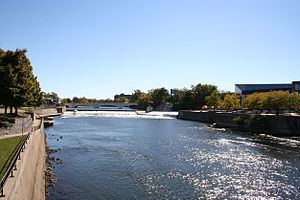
[[46, 111, 300, 200]]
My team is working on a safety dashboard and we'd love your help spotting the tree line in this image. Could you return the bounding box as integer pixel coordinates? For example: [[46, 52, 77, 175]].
[[244, 91, 300, 115], [130, 84, 241, 111], [60, 84, 300, 113], [0, 49, 43, 114], [123, 85, 300, 113]]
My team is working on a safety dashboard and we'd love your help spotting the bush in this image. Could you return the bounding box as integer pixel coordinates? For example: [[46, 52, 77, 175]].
[[0, 121, 13, 128], [247, 115, 270, 132], [233, 116, 245, 127], [0, 115, 15, 123]]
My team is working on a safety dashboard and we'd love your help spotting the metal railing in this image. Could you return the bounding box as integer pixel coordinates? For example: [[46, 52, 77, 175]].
[[0, 132, 31, 197]]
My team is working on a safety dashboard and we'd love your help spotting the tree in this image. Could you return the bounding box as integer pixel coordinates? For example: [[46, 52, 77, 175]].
[[0, 49, 42, 114], [191, 84, 217, 109], [130, 90, 142, 102], [115, 97, 129, 103], [205, 90, 221, 110], [61, 98, 72, 105], [288, 93, 300, 111], [244, 91, 299, 115], [264, 91, 289, 115], [222, 94, 241, 110], [149, 87, 169, 109], [244, 93, 263, 110], [137, 93, 151, 110], [171, 89, 195, 110]]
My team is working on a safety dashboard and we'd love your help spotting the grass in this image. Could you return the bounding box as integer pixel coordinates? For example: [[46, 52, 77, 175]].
[[0, 136, 23, 181]]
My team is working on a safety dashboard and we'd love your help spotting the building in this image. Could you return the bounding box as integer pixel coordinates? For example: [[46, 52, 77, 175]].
[[235, 83, 292, 95], [235, 81, 300, 107], [114, 93, 132, 101], [292, 81, 300, 93]]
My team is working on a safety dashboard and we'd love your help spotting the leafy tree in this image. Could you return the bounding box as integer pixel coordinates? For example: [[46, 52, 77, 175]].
[[205, 90, 221, 110], [244, 91, 300, 115], [72, 97, 80, 103], [43, 92, 60, 106], [130, 90, 142, 102], [244, 92, 264, 110], [288, 93, 300, 110], [137, 93, 151, 110], [61, 98, 71, 105], [171, 89, 195, 110], [0, 49, 42, 114], [264, 91, 289, 115], [222, 94, 241, 110], [149, 87, 169, 109], [191, 84, 217, 109], [115, 97, 129, 103]]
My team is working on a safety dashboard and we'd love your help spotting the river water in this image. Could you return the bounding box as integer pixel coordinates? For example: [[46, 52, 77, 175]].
[[46, 111, 300, 199]]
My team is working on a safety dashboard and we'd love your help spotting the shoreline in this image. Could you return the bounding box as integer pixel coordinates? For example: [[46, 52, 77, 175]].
[[1, 119, 46, 200], [178, 110, 300, 136]]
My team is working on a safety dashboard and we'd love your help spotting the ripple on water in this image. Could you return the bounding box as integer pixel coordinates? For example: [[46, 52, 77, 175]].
[[46, 115, 300, 200]]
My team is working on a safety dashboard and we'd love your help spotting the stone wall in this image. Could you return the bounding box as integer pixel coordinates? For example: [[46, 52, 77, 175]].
[[34, 108, 59, 116], [178, 111, 300, 136], [0, 115, 32, 136]]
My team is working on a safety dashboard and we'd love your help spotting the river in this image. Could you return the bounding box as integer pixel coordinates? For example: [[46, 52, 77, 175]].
[[46, 111, 300, 199]]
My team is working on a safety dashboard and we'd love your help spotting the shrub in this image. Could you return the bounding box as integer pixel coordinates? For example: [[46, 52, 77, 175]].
[[233, 116, 245, 127], [0, 115, 15, 123], [0, 121, 13, 128], [247, 115, 270, 132]]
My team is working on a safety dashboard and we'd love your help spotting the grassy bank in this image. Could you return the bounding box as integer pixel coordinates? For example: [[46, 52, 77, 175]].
[[0, 136, 23, 180]]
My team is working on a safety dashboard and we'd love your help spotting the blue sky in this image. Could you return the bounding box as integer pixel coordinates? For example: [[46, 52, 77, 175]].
[[1, 0, 299, 98]]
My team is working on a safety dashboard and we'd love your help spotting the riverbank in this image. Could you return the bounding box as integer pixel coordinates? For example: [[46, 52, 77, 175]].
[[178, 110, 300, 136], [1, 119, 46, 200], [0, 107, 64, 200]]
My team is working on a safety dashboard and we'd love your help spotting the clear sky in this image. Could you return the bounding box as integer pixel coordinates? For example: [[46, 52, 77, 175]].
[[1, 0, 299, 99]]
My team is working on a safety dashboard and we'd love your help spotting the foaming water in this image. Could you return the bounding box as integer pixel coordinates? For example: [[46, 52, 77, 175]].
[[46, 113, 300, 200], [62, 111, 176, 120]]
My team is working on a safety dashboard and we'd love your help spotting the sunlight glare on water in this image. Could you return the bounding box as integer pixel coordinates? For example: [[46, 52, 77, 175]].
[[46, 111, 300, 200]]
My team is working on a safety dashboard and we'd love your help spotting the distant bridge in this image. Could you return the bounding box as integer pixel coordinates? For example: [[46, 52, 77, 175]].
[[65, 102, 137, 108]]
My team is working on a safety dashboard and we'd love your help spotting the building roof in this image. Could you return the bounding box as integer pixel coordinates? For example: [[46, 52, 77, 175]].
[[235, 83, 291, 95]]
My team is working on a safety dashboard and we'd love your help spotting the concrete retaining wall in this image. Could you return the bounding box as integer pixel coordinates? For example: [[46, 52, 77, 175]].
[[178, 111, 300, 136], [3, 122, 45, 200]]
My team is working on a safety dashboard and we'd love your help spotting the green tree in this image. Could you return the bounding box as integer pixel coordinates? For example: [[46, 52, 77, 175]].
[[149, 87, 169, 109], [205, 90, 221, 110], [244, 93, 264, 110], [130, 90, 142, 102], [0, 49, 42, 114], [115, 97, 129, 103], [137, 93, 151, 110], [288, 93, 300, 110], [191, 84, 217, 109], [171, 89, 195, 110], [264, 91, 289, 115], [61, 98, 71, 105], [244, 91, 298, 115], [222, 94, 241, 110]]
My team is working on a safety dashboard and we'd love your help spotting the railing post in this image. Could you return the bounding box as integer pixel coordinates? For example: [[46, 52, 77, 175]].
[[0, 181, 4, 197]]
